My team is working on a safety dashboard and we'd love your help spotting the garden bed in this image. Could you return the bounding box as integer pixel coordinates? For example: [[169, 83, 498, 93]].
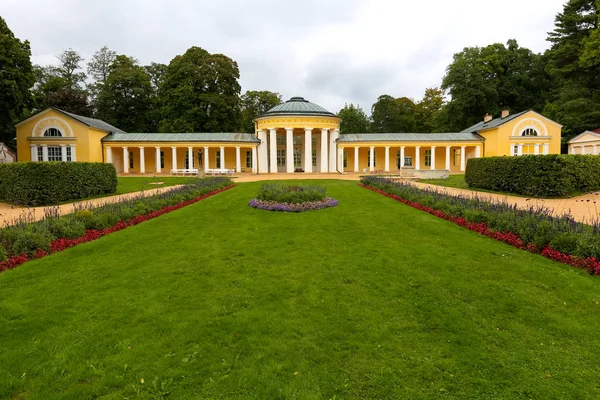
[[0, 177, 234, 273], [248, 183, 339, 212], [361, 176, 600, 275]]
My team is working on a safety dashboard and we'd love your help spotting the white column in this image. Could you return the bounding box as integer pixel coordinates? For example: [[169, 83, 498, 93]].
[[106, 147, 113, 164], [69, 145, 76, 162], [139, 147, 145, 173], [305, 127, 313, 173], [329, 128, 339, 172], [155, 147, 161, 173], [369, 146, 375, 172], [257, 130, 268, 173], [400, 146, 405, 168], [123, 147, 129, 173], [321, 129, 329, 173], [354, 146, 359, 172], [415, 146, 421, 170], [235, 146, 241, 173], [286, 128, 294, 173], [219, 146, 225, 170], [269, 128, 277, 173], [475, 146, 481, 158], [171, 147, 177, 171], [187, 146, 193, 169], [581, 145, 586, 155], [252, 146, 257, 173], [445, 146, 451, 170], [460, 146, 466, 171], [544, 144, 550, 155], [203, 146, 209, 172], [339, 147, 344, 172], [30, 145, 38, 161], [60, 145, 67, 162], [40, 145, 48, 162], [516, 144, 523, 156], [430, 146, 436, 170], [534, 144, 540, 155], [384, 146, 390, 172]]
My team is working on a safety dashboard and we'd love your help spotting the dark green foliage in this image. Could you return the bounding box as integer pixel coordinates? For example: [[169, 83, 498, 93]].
[[0, 16, 34, 150], [159, 47, 241, 133], [338, 103, 371, 133], [256, 183, 326, 203], [0, 227, 52, 257], [240, 91, 282, 133], [442, 40, 550, 131], [465, 155, 600, 197], [0, 162, 118, 206], [95, 55, 155, 132], [371, 95, 417, 133]]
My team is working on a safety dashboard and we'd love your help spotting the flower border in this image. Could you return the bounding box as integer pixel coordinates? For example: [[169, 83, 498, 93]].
[[248, 197, 339, 213], [0, 185, 236, 273], [361, 184, 600, 275]]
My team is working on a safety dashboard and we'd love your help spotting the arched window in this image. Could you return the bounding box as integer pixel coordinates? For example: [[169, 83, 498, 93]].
[[43, 128, 62, 137], [521, 128, 538, 137]]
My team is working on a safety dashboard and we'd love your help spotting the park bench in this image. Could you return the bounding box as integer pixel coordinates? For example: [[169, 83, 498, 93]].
[[170, 168, 199, 176]]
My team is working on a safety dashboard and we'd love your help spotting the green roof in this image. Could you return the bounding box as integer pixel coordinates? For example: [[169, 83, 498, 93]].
[[56, 108, 126, 133], [461, 110, 528, 133], [259, 97, 335, 118], [102, 132, 259, 143], [338, 133, 484, 142]]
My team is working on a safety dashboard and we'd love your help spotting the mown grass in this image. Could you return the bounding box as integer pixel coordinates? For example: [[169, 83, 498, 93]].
[[1, 180, 600, 399], [115, 176, 197, 195]]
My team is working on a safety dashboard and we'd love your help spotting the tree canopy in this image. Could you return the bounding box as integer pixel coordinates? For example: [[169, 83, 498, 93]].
[[159, 47, 241, 133], [240, 90, 282, 133], [95, 55, 154, 132], [0, 16, 34, 149], [338, 103, 371, 134]]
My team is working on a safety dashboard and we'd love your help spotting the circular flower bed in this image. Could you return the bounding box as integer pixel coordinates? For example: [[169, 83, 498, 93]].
[[249, 183, 339, 212], [248, 197, 339, 212]]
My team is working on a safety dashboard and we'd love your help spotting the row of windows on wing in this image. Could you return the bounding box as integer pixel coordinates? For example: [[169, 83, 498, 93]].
[[37, 146, 73, 162]]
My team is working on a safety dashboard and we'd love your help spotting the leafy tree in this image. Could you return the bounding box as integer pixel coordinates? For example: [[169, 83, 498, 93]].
[[240, 90, 282, 133], [442, 40, 548, 131], [338, 103, 371, 133], [371, 95, 417, 133], [87, 46, 117, 84], [415, 88, 446, 132], [159, 47, 241, 132], [95, 55, 154, 132], [32, 49, 91, 115], [0, 16, 34, 149], [144, 62, 168, 91], [544, 0, 600, 141]]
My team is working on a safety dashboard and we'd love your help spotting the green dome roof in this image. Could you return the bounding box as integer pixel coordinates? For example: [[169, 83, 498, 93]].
[[260, 96, 335, 117]]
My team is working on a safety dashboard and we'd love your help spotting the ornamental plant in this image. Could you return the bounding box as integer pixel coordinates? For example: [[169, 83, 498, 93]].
[[250, 183, 338, 212], [361, 175, 600, 274], [0, 177, 233, 265]]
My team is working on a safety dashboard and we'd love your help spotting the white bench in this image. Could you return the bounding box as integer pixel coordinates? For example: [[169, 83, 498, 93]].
[[205, 168, 235, 176], [170, 168, 199, 176]]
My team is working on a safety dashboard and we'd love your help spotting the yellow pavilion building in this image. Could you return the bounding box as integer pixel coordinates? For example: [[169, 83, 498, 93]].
[[15, 97, 562, 176]]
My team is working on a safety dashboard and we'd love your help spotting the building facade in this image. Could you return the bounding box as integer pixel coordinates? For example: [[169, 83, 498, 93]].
[[567, 129, 600, 154], [15, 97, 563, 174], [0, 143, 16, 163]]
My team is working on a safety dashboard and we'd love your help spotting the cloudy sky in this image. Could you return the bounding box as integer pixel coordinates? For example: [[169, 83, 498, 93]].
[[3, 0, 566, 113]]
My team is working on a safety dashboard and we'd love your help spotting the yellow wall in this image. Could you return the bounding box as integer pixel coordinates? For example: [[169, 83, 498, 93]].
[[479, 111, 562, 157], [255, 115, 342, 132]]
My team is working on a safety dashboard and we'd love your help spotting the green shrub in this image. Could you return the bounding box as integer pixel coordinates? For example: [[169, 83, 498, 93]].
[[0, 162, 117, 206], [256, 183, 327, 204], [0, 244, 6, 262], [46, 218, 87, 239], [0, 228, 53, 257], [465, 155, 600, 197]]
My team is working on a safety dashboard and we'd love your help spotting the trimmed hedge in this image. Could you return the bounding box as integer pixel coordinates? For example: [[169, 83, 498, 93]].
[[0, 162, 118, 206], [465, 155, 600, 197]]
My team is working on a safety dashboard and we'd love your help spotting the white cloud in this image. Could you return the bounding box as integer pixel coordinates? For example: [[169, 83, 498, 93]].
[[3, 0, 565, 114]]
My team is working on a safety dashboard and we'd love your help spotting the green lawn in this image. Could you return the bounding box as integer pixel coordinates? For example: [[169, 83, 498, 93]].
[[418, 174, 469, 189], [116, 176, 198, 195], [1, 180, 600, 399]]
